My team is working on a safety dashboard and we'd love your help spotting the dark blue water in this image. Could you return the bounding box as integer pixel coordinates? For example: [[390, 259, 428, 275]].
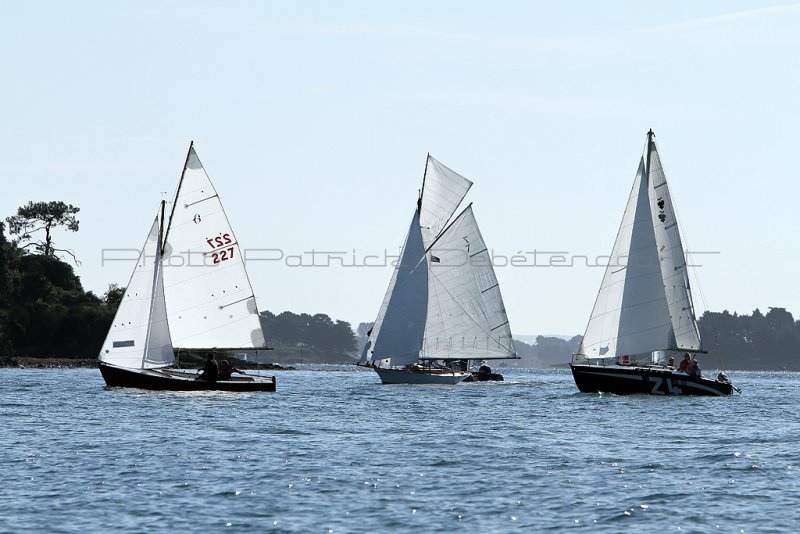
[[1, 367, 797, 533]]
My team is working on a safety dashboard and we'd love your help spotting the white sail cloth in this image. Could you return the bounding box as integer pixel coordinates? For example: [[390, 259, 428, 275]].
[[579, 139, 702, 359], [362, 156, 515, 367], [422, 206, 515, 360], [419, 155, 472, 249], [99, 216, 174, 369], [362, 210, 429, 367], [162, 147, 266, 349]]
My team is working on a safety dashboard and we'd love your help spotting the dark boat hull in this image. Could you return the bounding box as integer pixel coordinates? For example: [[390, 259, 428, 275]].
[[99, 362, 276, 392], [570, 363, 733, 396], [462, 371, 504, 382]]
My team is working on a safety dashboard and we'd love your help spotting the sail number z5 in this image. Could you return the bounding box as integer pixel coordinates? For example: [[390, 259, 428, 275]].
[[649, 376, 682, 395]]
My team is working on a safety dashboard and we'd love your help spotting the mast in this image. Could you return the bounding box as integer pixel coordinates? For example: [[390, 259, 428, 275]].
[[645, 129, 654, 182], [418, 153, 430, 213], [158, 200, 166, 254], [162, 141, 194, 248]]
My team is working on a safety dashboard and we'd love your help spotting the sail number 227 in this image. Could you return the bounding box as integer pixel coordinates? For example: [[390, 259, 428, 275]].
[[206, 233, 235, 265]]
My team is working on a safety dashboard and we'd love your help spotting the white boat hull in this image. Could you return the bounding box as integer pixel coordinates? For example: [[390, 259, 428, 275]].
[[371, 366, 468, 385]]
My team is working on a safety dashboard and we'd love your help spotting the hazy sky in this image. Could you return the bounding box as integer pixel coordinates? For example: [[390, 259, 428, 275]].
[[2, 1, 798, 336]]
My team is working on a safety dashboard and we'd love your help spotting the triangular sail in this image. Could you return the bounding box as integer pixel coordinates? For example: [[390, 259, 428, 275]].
[[579, 157, 672, 359], [422, 205, 516, 360], [99, 216, 174, 369], [161, 145, 266, 349], [419, 155, 473, 249], [361, 210, 429, 367], [647, 144, 702, 351]]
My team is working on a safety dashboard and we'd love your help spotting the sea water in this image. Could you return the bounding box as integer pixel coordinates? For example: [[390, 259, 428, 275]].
[[1, 367, 797, 533]]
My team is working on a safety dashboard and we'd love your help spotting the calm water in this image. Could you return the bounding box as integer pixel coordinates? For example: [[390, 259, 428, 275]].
[[1, 367, 798, 533]]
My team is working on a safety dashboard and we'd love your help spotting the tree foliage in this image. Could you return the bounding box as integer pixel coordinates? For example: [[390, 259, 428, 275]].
[[260, 310, 357, 358], [6, 201, 80, 263], [699, 308, 800, 370]]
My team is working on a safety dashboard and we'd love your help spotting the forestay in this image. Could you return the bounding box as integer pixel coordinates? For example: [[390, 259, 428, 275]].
[[422, 206, 515, 360], [161, 146, 266, 349], [99, 216, 174, 369]]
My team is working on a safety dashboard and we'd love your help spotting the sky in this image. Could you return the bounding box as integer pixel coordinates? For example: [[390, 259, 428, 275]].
[[1, 1, 798, 337]]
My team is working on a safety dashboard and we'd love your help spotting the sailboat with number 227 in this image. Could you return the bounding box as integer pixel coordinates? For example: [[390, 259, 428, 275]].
[[98, 143, 276, 391]]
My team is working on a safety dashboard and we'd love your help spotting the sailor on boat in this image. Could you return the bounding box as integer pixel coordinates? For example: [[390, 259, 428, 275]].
[[198, 353, 218, 382]]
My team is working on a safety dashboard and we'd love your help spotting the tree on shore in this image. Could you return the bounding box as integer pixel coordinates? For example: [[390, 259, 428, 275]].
[[6, 201, 81, 264]]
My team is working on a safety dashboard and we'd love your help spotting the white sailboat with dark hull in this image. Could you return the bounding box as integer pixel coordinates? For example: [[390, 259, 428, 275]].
[[570, 130, 735, 396], [98, 144, 276, 392], [359, 155, 518, 384]]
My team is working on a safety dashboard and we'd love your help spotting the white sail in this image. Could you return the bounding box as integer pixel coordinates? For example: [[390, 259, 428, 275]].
[[161, 145, 266, 349], [421, 205, 516, 360], [362, 210, 429, 367], [419, 155, 473, 249], [99, 216, 174, 369], [579, 157, 673, 359], [648, 144, 702, 351]]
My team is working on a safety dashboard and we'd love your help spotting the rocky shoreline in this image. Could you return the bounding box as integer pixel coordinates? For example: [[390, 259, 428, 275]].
[[0, 357, 295, 370]]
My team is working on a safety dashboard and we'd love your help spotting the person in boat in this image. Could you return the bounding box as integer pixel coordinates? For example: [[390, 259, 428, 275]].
[[198, 353, 219, 382], [218, 360, 242, 381], [667, 356, 675, 368], [678, 353, 691, 373], [690, 358, 702, 378]]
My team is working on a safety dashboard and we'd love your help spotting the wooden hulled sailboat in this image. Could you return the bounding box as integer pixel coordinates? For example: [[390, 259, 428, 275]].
[[359, 155, 518, 384], [98, 144, 276, 391], [570, 130, 736, 396]]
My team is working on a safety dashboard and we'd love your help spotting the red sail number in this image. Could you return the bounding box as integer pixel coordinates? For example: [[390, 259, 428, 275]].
[[212, 246, 235, 265], [206, 233, 233, 249]]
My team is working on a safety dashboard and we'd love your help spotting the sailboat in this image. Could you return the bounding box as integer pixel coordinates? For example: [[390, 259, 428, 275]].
[[98, 143, 276, 391], [570, 130, 735, 396], [359, 155, 518, 384]]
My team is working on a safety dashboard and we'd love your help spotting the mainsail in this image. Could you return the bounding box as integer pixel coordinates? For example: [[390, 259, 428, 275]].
[[99, 215, 174, 369], [161, 145, 267, 350], [578, 133, 701, 359], [648, 147, 702, 351], [363, 155, 516, 367]]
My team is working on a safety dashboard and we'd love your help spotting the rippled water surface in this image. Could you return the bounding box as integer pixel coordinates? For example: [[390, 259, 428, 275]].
[[1, 367, 798, 533]]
